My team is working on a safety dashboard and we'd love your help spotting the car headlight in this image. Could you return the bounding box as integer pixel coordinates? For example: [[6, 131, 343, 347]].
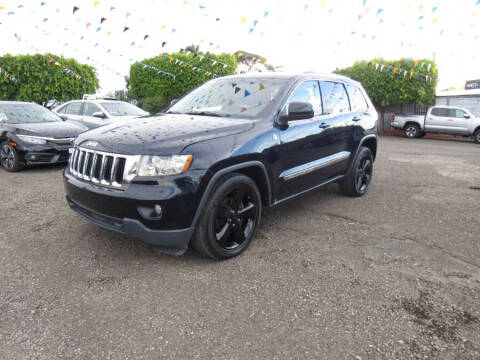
[[137, 155, 193, 176], [16, 135, 48, 145]]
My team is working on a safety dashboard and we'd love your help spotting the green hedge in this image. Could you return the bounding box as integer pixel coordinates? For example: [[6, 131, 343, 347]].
[[0, 53, 99, 104]]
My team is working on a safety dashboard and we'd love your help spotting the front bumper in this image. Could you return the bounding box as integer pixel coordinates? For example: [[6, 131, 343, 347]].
[[24, 150, 70, 164], [63, 169, 208, 254], [66, 196, 193, 255], [14, 138, 73, 165]]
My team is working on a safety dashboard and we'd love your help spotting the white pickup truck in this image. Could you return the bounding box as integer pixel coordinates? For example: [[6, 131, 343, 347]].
[[391, 106, 480, 143]]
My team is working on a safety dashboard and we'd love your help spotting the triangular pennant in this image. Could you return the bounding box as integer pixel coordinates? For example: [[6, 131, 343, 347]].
[[244, 90, 250, 97], [234, 87, 241, 94], [259, 83, 265, 90]]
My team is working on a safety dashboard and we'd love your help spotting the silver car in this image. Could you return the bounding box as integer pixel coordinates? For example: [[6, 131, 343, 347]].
[[53, 99, 149, 130]]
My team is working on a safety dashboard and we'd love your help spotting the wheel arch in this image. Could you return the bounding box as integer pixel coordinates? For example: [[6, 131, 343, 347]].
[[346, 134, 377, 176], [403, 121, 421, 130], [191, 161, 272, 230]]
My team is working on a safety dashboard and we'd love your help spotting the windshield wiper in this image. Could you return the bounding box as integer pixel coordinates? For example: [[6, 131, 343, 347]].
[[185, 111, 222, 117]]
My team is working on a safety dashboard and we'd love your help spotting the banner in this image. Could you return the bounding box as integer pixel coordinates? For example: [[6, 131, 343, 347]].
[[0, 67, 18, 84]]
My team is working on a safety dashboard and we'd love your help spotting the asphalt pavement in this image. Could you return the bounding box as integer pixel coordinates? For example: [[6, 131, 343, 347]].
[[1, 135, 479, 359]]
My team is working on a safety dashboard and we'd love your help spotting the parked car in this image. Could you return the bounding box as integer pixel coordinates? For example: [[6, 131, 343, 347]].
[[391, 106, 480, 143], [64, 73, 378, 259], [0, 101, 87, 172], [53, 98, 148, 130]]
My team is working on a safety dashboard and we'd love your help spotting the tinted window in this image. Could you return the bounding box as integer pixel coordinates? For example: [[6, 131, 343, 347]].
[[345, 84, 369, 111], [431, 108, 448, 117], [284, 81, 322, 116], [65, 102, 82, 115], [83, 103, 102, 116], [320, 82, 350, 114]]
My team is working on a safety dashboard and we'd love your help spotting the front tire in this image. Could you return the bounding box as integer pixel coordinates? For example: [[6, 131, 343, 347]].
[[192, 173, 262, 260], [474, 129, 480, 144], [404, 124, 421, 138], [0, 141, 23, 172], [339, 146, 373, 197]]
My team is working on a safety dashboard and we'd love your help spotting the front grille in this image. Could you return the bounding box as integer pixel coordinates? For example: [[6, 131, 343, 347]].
[[69, 147, 129, 189]]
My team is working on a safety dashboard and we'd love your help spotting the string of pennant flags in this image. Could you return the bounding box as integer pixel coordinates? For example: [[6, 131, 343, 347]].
[[135, 62, 175, 80], [0, 67, 18, 84], [360, 60, 438, 82], [180, 49, 230, 69], [156, 54, 221, 78], [48, 58, 91, 84]]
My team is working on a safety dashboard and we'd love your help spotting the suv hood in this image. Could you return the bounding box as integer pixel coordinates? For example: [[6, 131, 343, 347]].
[[13, 121, 86, 138], [75, 114, 254, 155]]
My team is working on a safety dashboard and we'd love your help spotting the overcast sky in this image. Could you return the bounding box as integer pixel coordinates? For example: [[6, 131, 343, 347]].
[[1, 0, 479, 93]]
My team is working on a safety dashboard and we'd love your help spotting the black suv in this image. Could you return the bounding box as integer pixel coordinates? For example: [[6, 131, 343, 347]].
[[64, 73, 378, 259]]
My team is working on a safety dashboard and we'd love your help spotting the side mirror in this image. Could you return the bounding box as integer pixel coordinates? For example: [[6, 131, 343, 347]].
[[277, 102, 314, 126], [0, 113, 7, 123], [93, 111, 107, 119], [464, 114, 471, 119], [170, 99, 178, 106], [59, 114, 68, 121]]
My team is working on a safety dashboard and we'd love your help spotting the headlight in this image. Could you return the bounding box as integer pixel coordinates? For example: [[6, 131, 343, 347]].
[[137, 155, 193, 176], [16, 135, 48, 145]]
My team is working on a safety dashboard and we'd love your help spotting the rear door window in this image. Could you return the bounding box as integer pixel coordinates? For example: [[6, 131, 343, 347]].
[[431, 108, 449, 117], [65, 102, 82, 115], [320, 82, 351, 115], [83, 103, 102, 116], [345, 84, 369, 111]]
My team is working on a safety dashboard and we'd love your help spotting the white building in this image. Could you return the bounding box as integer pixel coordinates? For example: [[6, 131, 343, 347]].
[[436, 89, 480, 116]]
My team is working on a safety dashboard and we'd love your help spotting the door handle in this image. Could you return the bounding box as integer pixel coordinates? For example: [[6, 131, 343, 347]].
[[352, 116, 361, 122], [319, 122, 330, 129]]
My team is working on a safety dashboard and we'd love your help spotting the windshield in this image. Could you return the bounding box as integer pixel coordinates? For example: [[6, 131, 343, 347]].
[[0, 103, 61, 124], [100, 102, 147, 117], [167, 78, 286, 119]]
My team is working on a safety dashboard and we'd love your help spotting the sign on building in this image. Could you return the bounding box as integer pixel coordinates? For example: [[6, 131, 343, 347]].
[[465, 79, 480, 90]]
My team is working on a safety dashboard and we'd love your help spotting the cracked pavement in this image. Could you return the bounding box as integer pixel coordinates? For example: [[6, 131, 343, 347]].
[[1, 135, 479, 359]]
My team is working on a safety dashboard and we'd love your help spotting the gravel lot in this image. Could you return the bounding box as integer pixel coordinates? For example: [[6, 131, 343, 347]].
[[1, 135, 479, 359]]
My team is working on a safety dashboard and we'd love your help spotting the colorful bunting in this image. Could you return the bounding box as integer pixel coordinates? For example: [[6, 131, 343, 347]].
[[72, 6, 79, 14], [135, 62, 175, 80], [0, 67, 18, 84]]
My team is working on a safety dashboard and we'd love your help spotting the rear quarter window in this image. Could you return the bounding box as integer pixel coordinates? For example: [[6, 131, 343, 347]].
[[345, 84, 369, 111]]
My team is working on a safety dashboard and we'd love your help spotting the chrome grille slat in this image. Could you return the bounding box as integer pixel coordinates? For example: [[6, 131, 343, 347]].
[[68, 146, 137, 190], [82, 152, 90, 178], [99, 155, 108, 184], [111, 156, 118, 185], [90, 152, 98, 180]]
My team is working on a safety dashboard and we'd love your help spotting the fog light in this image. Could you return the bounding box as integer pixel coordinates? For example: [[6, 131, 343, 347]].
[[154, 204, 162, 216]]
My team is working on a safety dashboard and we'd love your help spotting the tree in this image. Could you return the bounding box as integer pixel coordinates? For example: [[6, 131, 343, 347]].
[[129, 51, 236, 104], [335, 58, 437, 133], [234, 50, 281, 74], [0, 53, 99, 105]]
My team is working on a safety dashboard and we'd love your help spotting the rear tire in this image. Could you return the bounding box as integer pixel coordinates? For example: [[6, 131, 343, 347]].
[[191, 173, 262, 260], [404, 124, 421, 138], [474, 129, 480, 144], [339, 147, 373, 197], [0, 141, 24, 172]]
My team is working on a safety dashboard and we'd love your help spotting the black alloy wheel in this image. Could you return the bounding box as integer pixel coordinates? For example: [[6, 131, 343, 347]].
[[0, 142, 23, 172], [354, 156, 372, 194], [213, 185, 257, 250], [339, 146, 374, 197], [192, 173, 262, 260]]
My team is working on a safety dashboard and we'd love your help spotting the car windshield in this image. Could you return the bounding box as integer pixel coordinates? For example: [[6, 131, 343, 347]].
[[0, 103, 61, 124], [167, 78, 286, 119], [100, 102, 147, 117]]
